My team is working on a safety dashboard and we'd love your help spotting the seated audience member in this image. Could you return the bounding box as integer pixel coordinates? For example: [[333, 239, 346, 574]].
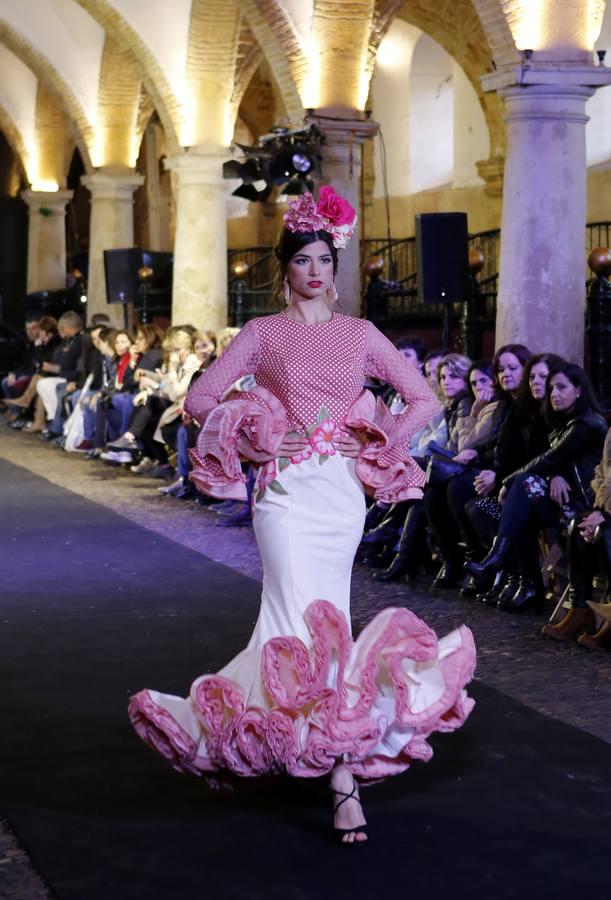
[[8, 317, 61, 430], [193, 331, 216, 369], [423, 348, 447, 400], [366, 352, 471, 581], [93, 324, 164, 461], [385, 336, 429, 412], [466, 362, 607, 613], [35, 311, 85, 433], [159, 331, 217, 499], [190, 326, 255, 526], [1, 317, 41, 403], [464, 352, 564, 603], [46, 324, 108, 442], [75, 328, 126, 451], [542, 427, 611, 647], [454, 359, 497, 459], [108, 327, 200, 474], [423, 343, 531, 589]]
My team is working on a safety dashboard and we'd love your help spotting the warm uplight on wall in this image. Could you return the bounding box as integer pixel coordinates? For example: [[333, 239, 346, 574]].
[[31, 179, 59, 192], [26, 144, 59, 192], [129, 134, 140, 169], [91, 126, 105, 169], [510, 0, 544, 50], [178, 82, 196, 148], [589, 0, 606, 47], [376, 32, 402, 68], [301, 37, 321, 109]]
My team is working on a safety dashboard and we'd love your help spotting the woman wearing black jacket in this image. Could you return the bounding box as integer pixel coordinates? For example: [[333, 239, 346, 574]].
[[465, 352, 564, 603], [466, 362, 607, 612], [423, 343, 531, 589]]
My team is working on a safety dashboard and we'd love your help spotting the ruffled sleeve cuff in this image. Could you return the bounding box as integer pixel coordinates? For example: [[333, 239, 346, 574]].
[[344, 390, 428, 503], [189, 387, 288, 500]]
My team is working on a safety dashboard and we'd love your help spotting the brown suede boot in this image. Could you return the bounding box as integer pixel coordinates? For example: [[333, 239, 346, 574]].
[[578, 621, 611, 651], [541, 607, 596, 642]]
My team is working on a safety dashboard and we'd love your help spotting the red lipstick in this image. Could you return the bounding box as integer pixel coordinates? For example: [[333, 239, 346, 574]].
[[308, 280, 323, 288]]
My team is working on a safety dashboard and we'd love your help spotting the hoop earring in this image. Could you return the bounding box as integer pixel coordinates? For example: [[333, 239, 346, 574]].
[[282, 277, 291, 305], [328, 282, 338, 303]]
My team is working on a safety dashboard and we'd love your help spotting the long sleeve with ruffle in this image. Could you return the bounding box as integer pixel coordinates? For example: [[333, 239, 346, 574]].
[[362, 322, 439, 466], [183, 320, 261, 425], [343, 323, 438, 502]]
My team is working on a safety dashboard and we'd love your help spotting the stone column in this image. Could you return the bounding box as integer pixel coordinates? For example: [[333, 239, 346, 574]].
[[495, 84, 593, 360], [21, 190, 73, 293], [80, 173, 144, 327], [165, 151, 228, 332], [308, 115, 378, 318], [482, 60, 611, 363]]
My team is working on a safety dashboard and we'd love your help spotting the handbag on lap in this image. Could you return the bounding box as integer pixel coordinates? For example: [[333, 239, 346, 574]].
[[426, 453, 480, 486]]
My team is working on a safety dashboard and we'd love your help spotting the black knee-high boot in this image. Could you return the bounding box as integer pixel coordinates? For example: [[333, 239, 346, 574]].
[[359, 503, 406, 548], [372, 502, 427, 582]]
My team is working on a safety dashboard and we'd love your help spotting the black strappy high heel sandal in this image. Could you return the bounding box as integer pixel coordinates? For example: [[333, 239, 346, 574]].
[[332, 780, 368, 845]]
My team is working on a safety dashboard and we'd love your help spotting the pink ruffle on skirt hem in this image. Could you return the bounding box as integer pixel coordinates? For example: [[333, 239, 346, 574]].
[[129, 600, 476, 781]]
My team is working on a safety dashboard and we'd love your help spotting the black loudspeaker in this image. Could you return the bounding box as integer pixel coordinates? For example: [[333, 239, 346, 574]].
[[104, 248, 140, 304], [416, 213, 469, 305]]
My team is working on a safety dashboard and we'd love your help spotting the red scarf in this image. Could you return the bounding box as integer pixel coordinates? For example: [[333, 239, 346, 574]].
[[116, 352, 131, 385]]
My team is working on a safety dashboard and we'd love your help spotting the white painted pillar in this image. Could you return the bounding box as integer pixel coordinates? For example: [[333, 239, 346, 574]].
[[165, 151, 228, 332], [80, 173, 144, 327], [21, 189, 73, 293]]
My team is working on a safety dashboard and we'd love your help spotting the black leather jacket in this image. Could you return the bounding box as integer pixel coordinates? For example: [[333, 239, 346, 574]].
[[503, 412, 608, 508]]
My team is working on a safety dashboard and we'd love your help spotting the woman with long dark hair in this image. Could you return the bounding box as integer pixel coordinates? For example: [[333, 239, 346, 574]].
[[128, 188, 475, 844], [465, 351, 564, 604], [466, 362, 607, 612], [423, 343, 531, 589]]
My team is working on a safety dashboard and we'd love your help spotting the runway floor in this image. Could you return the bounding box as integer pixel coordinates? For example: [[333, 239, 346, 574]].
[[1, 455, 610, 900]]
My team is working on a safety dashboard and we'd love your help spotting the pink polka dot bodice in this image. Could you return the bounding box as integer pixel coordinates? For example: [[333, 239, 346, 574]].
[[184, 312, 434, 442]]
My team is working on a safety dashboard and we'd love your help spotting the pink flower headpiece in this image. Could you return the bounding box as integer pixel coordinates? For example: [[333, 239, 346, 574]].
[[283, 186, 357, 250]]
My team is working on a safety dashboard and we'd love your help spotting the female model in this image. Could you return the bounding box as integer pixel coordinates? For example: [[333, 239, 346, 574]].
[[129, 188, 476, 844]]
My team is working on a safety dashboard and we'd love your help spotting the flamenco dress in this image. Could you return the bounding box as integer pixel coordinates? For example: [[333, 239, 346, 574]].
[[129, 313, 476, 781]]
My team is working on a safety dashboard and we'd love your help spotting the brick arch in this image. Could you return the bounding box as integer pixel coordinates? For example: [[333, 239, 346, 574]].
[[0, 21, 94, 171], [0, 102, 28, 182], [235, 0, 305, 119], [97, 35, 141, 166], [391, 0, 506, 157], [471, 0, 520, 67], [74, 0, 181, 154], [185, 0, 242, 145], [230, 26, 265, 128]]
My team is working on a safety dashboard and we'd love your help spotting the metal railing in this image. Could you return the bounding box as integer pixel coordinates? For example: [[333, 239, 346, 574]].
[[225, 222, 611, 332], [227, 247, 275, 289]]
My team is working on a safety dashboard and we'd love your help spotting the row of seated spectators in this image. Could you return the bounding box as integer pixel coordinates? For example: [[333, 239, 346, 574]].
[[2, 316, 610, 650], [363, 338, 610, 649]]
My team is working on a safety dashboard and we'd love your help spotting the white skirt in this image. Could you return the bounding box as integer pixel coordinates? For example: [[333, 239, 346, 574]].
[[129, 454, 476, 781]]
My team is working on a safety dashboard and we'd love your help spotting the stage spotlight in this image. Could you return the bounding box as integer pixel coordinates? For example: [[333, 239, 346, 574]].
[[292, 152, 312, 173], [223, 124, 324, 202], [222, 157, 260, 183]]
